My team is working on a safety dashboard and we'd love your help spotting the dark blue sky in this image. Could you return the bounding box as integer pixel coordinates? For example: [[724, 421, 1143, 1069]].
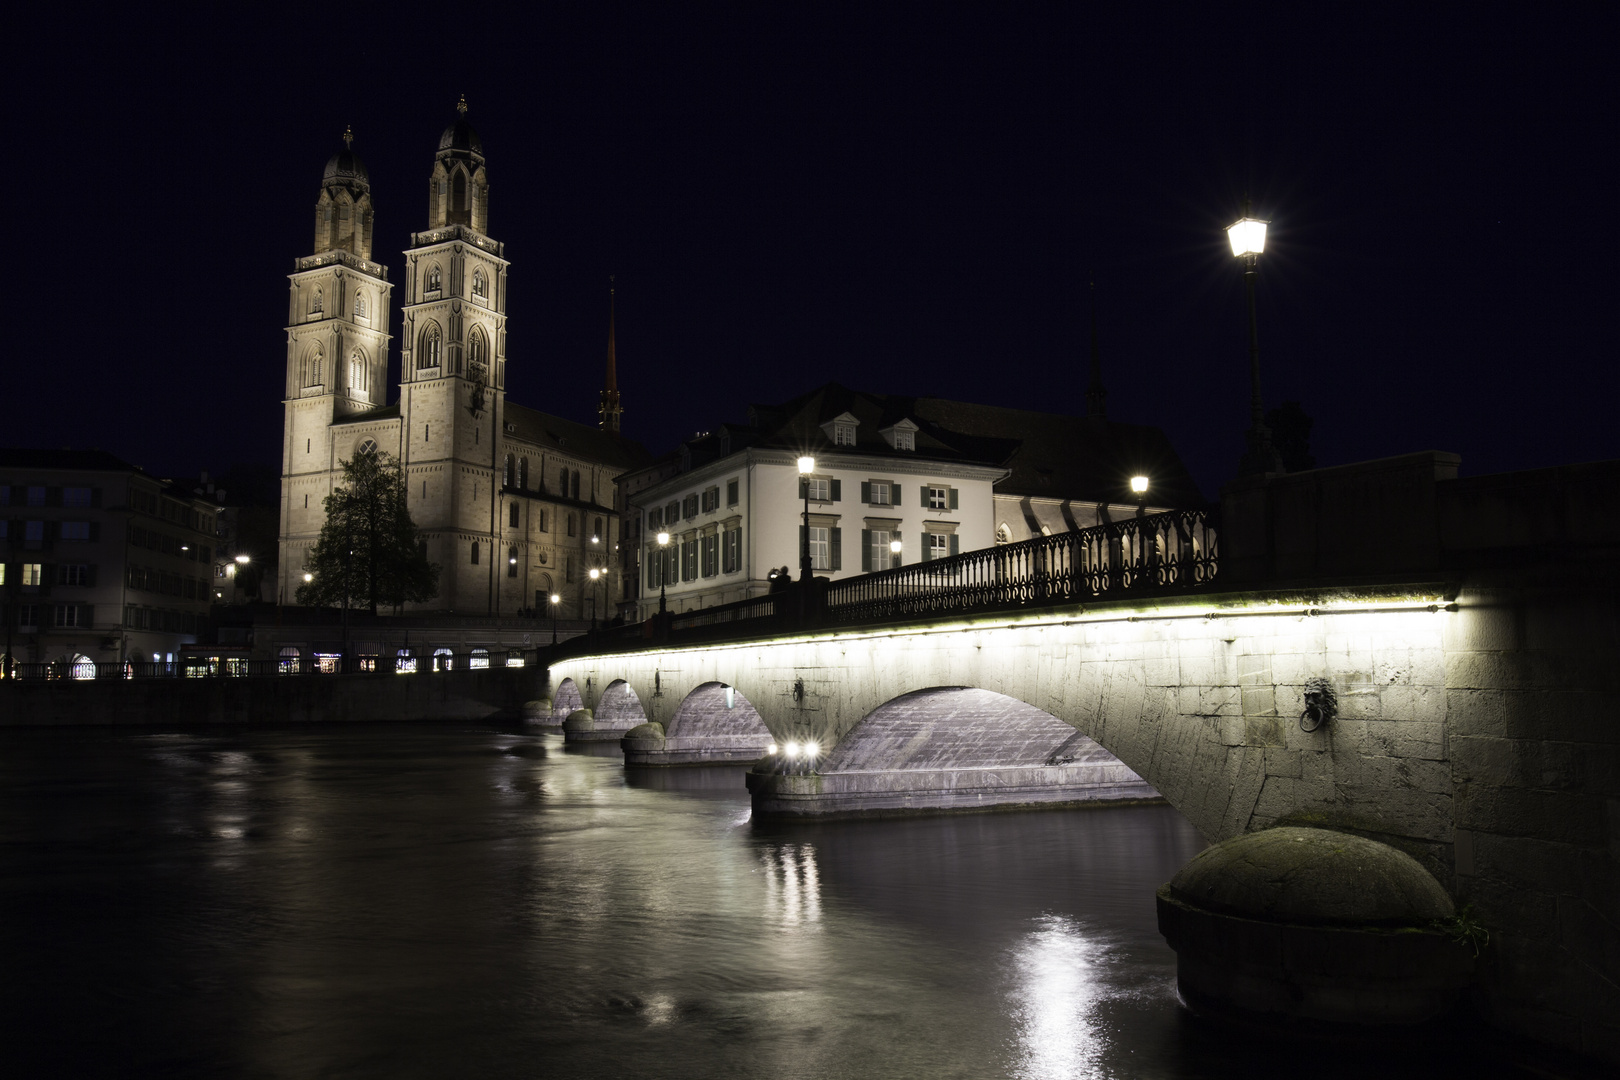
[[14, 4, 1616, 499]]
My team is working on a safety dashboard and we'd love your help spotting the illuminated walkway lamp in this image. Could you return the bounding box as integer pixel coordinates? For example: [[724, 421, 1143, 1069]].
[[1227, 205, 1284, 476], [588, 567, 602, 628], [549, 592, 560, 645], [797, 456, 816, 583]]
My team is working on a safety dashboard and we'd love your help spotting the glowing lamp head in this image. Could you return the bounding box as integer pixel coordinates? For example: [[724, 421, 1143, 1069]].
[[889, 539, 902, 554], [805, 740, 820, 758], [591, 535, 599, 544], [785, 741, 801, 759], [797, 456, 816, 475], [656, 531, 670, 547], [589, 568, 601, 580], [302, 572, 313, 583], [766, 743, 778, 756], [1130, 475, 1149, 494], [509, 556, 517, 565], [549, 593, 560, 605], [234, 554, 250, 564], [1226, 216, 1269, 258]]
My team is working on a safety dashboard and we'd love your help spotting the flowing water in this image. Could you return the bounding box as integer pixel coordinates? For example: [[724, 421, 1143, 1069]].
[[0, 725, 1560, 1078]]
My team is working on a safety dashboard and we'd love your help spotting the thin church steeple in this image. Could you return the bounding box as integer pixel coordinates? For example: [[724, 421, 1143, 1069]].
[[599, 276, 623, 433], [1086, 275, 1108, 420]]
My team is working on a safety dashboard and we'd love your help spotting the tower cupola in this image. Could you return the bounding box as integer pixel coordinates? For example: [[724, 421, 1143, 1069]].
[[428, 96, 490, 232], [313, 127, 375, 258]]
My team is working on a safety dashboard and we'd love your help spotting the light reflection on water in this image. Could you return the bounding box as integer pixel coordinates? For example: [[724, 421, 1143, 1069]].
[[0, 725, 1556, 1079]]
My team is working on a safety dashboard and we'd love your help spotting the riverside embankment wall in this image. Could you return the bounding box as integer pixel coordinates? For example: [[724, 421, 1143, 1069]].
[[0, 667, 540, 726]]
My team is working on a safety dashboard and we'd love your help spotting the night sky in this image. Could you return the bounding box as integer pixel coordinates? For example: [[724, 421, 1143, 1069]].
[[14, 5, 1616, 501]]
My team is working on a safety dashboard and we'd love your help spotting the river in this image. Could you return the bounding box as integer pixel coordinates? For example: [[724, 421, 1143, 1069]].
[[0, 724, 1556, 1078]]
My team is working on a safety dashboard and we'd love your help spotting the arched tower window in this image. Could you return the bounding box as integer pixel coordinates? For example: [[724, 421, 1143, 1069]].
[[504, 455, 515, 488], [472, 268, 487, 301], [306, 345, 324, 387], [427, 265, 442, 294], [468, 327, 488, 380], [518, 457, 528, 489], [452, 171, 468, 214], [349, 348, 368, 394], [418, 323, 442, 369], [357, 438, 378, 456], [310, 286, 323, 315], [471, 541, 480, 565], [572, 471, 581, 500], [355, 291, 368, 319]]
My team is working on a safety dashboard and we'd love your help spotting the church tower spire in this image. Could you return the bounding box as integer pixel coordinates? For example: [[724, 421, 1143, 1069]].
[[599, 277, 623, 433], [1086, 275, 1108, 420]]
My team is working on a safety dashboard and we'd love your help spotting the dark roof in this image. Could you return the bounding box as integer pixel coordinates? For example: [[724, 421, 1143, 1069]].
[[503, 402, 654, 472], [678, 382, 1203, 506], [0, 448, 142, 473], [331, 403, 400, 426], [322, 147, 369, 191]]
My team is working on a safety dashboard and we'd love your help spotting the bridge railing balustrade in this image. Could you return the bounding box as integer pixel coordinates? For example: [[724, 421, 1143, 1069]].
[[824, 508, 1218, 622]]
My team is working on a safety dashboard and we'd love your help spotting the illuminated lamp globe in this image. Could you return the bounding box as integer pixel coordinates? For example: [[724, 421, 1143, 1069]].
[[1130, 475, 1150, 494], [234, 554, 251, 564], [1226, 216, 1269, 258], [302, 572, 313, 583], [589, 568, 601, 580], [797, 456, 816, 475], [656, 531, 670, 546], [889, 539, 902, 554], [549, 593, 560, 605]]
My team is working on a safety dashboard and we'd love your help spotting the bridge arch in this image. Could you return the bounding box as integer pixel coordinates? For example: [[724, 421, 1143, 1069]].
[[597, 680, 648, 725], [550, 678, 583, 721], [668, 682, 771, 743]]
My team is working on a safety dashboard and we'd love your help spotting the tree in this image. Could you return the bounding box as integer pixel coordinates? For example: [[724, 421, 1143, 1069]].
[[1266, 400, 1317, 473], [295, 446, 439, 614]]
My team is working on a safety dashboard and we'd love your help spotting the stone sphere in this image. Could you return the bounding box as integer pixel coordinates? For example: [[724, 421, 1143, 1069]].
[[561, 709, 595, 734], [1169, 827, 1453, 927]]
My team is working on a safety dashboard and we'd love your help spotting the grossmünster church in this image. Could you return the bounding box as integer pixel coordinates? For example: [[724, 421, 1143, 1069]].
[[277, 100, 650, 616]]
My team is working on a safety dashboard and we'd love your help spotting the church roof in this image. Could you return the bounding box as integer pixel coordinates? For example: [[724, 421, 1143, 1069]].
[[0, 448, 143, 472], [322, 127, 370, 191], [503, 402, 653, 471], [437, 95, 484, 160], [330, 404, 399, 426]]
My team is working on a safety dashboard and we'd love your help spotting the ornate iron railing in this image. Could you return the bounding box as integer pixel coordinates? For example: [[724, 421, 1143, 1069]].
[[825, 508, 1218, 622], [669, 594, 778, 631], [0, 653, 540, 682]]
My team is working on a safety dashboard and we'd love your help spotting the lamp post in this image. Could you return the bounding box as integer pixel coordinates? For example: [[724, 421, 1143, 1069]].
[[549, 592, 560, 645], [797, 456, 816, 583], [656, 531, 670, 616], [1227, 204, 1284, 476], [889, 537, 902, 567], [588, 567, 601, 629]]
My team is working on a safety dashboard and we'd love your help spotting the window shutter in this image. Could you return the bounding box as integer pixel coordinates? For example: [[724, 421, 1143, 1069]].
[[921, 533, 930, 561], [950, 534, 960, 556], [921, 486, 929, 506], [861, 529, 872, 571], [949, 487, 959, 510], [891, 483, 900, 506], [831, 528, 841, 570], [830, 479, 841, 501], [860, 481, 871, 503]]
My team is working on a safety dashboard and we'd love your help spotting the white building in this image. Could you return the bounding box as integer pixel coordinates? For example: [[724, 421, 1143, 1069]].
[[625, 384, 1201, 619]]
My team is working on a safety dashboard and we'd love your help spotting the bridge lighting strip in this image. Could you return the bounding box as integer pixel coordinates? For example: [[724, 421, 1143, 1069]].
[[552, 596, 1458, 666]]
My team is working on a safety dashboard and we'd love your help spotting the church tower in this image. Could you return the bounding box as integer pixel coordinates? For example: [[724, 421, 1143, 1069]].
[[397, 98, 511, 611], [599, 280, 623, 433], [278, 129, 393, 601]]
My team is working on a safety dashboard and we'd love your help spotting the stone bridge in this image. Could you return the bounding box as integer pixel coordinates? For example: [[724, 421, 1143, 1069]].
[[546, 453, 1618, 1061]]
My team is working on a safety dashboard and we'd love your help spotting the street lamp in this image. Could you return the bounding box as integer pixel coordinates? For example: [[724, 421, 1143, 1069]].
[[1227, 203, 1283, 476], [588, 567, 602, 629], [797, 456, 816, 583], [234, 554, 250, 565], [656, 530, 670, 616], [303, 572, 313, 583], [889, 537, 902, 566], [1130, 475, 1149, 495], [549, 592, 560, 644]]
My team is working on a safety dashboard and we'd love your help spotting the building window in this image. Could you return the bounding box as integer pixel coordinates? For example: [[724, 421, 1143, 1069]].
[[311, 286, 323, 314], [701, 487, 719, 513], [419, 323, 442, 369], [700, 533, 718, 577], [681, 538, 698, 580], [808, 527, 830, 571], [427, 265, 442, 294], [683, 493, 699, 519], [18, 605, 39, 631], [647, 507, 663, 530], [355, 292, 368, 319], [894, 430, 915, 451], [866, 481, 892, 506], [507, 545, 518, 578], [518, 457, 528, 489], [566, 513, 575, 537], [471, 541, 480, 565], [927, 532, 952, 561], [927, 486, 956, 511], [472, 269, 488, 301], [866, 529, 900, 571], [509, 503, 519, 528], [58, 564, 89, 586], [349, 349, 368, 394], [357, 438, 377, 456], [505, 455, 515, 487], [995, 523, 1012, 545], [538, 510, 548, 532], [833, 423, 856, 446], [665, 501, 679, 524], [572, 472, 581, 500], [804, 478, 831, 502], [722, 527, 741, 574], [308, 347, 324, 386], [727, 479, 739, 506], [54, 604, 84, 628], [63, 487, 92, 507], [468, 328, 487, 379], [22, 563, 44, 587], [61, 521, 91, 541], [26, 486, 45, 506]]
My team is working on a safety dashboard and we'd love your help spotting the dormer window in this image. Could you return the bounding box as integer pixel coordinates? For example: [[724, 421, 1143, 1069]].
[[820, 411, 860, 447], [881, 418, 919, 451]]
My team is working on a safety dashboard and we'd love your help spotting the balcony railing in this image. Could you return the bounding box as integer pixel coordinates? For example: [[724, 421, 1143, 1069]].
[[825, 508, 1218, 622]]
